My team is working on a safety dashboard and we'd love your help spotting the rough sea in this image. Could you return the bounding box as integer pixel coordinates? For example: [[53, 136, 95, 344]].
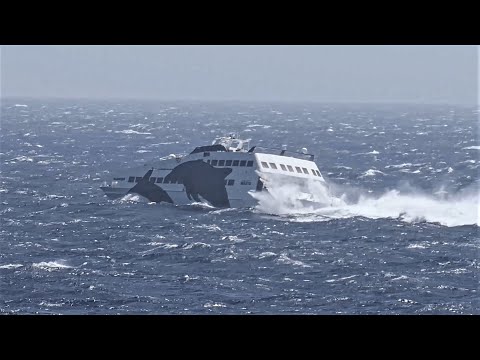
[[1, 99, 478, 314]]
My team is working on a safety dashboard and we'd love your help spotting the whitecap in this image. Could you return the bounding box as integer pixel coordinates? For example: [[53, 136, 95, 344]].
[[275, 254, 311, 268], [10, 156, 34, 162], [187, 202, 216, 210], [258, 252, 277, 259], [33, 260, 73, 271], [182, 242, 210, 250], [407, 243, 429, 249], [360, 169, 385, 177], [203, 302, 227, 308], [385, 163, 413, 169], [114, 129, 152, 135], [39, 301, 63, 307], [325, 275, 358, 283], [117, 194, 146, 203], [221, 235, 245, 243], [390, 275, 409, 281], [195, 224, 221, 231], [0, 264, 23, 269]]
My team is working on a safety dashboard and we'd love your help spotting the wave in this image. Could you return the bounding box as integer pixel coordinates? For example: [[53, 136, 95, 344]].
[[115, 194, 147, 203], [32, 260, 73, 271], [114, 129, 152, 135], [253, 177, 479, 227], [184, 202, 216, 210], [0, 264, 23, 269]]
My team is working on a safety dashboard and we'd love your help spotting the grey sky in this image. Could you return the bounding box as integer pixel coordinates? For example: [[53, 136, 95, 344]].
[[1, 45, 478, 105]]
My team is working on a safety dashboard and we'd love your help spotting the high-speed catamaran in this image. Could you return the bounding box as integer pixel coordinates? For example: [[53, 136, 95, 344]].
[[101, 134, 329, 208]]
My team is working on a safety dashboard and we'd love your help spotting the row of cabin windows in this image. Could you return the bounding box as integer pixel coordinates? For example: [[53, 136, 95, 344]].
[[127, 176, 237, 186], [260, 161, 321, 177], [206, 159, 254, 167], [128, 176, 180, 184]]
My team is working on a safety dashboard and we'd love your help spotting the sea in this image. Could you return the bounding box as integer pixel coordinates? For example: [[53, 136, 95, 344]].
[[1, 99, 478, 314]]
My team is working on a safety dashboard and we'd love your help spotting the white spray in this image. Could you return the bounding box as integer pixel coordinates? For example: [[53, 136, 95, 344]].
[[252, 176, 479, 227]]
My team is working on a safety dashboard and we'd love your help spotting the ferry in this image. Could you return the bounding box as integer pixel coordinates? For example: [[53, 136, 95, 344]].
[[100, 134, 329, 208]]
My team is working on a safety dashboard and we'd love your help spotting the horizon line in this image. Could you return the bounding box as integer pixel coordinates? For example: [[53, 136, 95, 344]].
[[1, 95, 478, 108]]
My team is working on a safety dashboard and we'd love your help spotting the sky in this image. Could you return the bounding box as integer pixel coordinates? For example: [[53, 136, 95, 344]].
[[1, 45, 478, 105]]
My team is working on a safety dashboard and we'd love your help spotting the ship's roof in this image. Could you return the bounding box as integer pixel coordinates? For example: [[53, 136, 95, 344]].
[[190, 144, 228, 154]]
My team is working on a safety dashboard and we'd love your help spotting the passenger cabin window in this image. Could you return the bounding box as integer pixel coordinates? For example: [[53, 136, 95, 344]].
[[156, 177, 163, 183], [302, 168, 309, 174], [316, 170, 321, 177], [241, 180, 251, 185], [295, 167, 302, 173], [240, 160, 246, 167], [114, 177, 125, 181], [269, 163, 277, 169], [149, 177, 156, 183], [226, 160, 232, 166], [287, 165, 294, 172], [128, 176, 135, 183], [227, 179, 234, 186], [280, 164, 287, 171], [261, 162, 269, 168], [311, 169, 317, 176], [204, 152, 210, 157], [211, 160, 218, 166], [233, 160, 239, 166], [218, 160, 225, 166], [135, 177, 142, 183], [247, 160, 254, 167]]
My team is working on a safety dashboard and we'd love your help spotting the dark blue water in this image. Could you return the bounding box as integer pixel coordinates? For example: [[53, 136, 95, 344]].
[[1, 99, 478, 314]]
